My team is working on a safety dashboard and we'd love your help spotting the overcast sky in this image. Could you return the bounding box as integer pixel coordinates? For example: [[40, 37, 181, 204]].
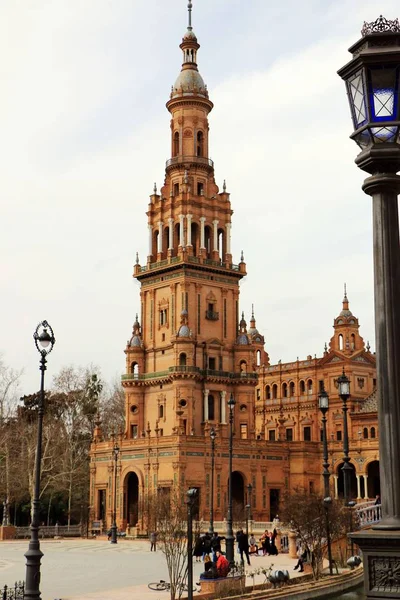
[[2, 0, 399, 394]]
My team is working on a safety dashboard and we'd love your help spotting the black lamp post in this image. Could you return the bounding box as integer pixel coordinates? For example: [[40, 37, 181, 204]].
[[318, 387, 334, 575], [225, 393, 236, 566], [208, 427, 216, 534], [110, 441, 120, 544], [246, 483, 252, 538], [338, 20, 400, 596], [25, 321, 55, 600], [338, 14, 400, 532], [186, 488, 198, 600], [337, 370, 352, 505]]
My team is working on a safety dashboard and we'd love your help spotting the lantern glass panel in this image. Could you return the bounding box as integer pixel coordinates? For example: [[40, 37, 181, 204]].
[[348, 70, 367, 128], [370, 125, 398, 143], [354, 128, 372, 149], [369, 67, 398, 121]]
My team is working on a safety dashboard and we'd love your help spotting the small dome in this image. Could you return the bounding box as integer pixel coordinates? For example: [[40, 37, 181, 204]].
[[172, 69, 207, 96], [237, 334, 249, 345], [248, 326, 259, 335], [177, 325, 190, 338], [183, 28, 197, 41], [181, 309, 188, 317], [340, 308, 353, 317], [129, 335, 142, 348]]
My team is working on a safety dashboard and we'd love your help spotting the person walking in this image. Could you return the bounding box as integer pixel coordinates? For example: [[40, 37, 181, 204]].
[[237, 529, 251, 566], [211, 532, 225, 563], [149, 531, 157, 552]]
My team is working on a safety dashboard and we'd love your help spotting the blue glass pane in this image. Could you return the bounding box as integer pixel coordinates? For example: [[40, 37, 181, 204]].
[[370, 125, 398, 143], [369, 68, 398, 122], [348, 71, 367, 127]]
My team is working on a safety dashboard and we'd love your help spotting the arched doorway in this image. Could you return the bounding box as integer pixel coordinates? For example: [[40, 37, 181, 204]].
[[367, 461, 380, 498], [229, 471, 245, 523], [337, 462, 357, 501], [125, 472, 139, 526]]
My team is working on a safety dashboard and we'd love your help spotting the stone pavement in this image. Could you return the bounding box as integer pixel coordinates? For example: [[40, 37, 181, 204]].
[[0, 538, 305, 600]]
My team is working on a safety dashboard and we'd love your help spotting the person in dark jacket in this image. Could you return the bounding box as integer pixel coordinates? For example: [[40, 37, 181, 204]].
[[200, 560, 219, 579], [211, 532, 225, 562], [202, 533, 212, 561], [269, 528, 279, 556], [193, 534, 204, 562], [237, 529, 251, 566]]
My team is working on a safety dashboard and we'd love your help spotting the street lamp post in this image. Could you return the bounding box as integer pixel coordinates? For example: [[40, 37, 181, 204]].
[[337, 370, 352, 506], [318, 387, 334, 575], [110, 441, 120, 544], [338, 17, 400, 597], [246, 483, 252, 538], [25, 321, 55, 600], [186, 488, 198, 600], [225, 393, 236, 566], [208, 427, 216, 534]]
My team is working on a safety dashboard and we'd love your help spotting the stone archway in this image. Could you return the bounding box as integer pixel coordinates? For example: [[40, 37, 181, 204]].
[[367, 461, 380, 499], [337, 462, 358, 501], [125, 472, 139, 526], [229, 471, 245, 523]]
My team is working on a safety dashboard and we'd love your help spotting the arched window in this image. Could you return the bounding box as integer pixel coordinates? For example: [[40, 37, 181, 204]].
[[208, 394, 215, 420], [131, 362, 139, 378], [159, 404, 164, 419], [300, 380, 305, 395], [173, 131, 179, 156], [351, 333, 356, 350], [179, 353, 187, 366], [370, 427, 376, 439], [282, 383, 288, 398], [363, 427, 368, 439], [272, 384, 278, 399], [240, 360, 247, 374], [289, 381, 295, 397], [256, 350, 261, 366], [339, 334, 344, 350], [197, 131, 204, 157], [266, 385, 271, 400], [307, 379, 313, 394]]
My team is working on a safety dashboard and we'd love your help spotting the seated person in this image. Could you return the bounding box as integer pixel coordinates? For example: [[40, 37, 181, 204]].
[[200, 560, 219, 579], [249, 534, 258, 555], [215, 550, 230, 577]]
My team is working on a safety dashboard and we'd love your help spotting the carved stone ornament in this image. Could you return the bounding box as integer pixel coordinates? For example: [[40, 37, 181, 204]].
[[369, 556, 400, 592], [183, 128, 193, 138], [361, 15, 400, 36]]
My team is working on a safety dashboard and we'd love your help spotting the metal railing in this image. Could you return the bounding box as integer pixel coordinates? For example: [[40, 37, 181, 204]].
[[0, 582, 25, 600], [122, 369, 258, 382], [205, 310, 219, 320]]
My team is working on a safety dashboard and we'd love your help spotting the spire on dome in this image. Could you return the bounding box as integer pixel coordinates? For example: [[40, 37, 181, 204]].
[[340, 283, 353, 316], [248, 304, 259, 336], [188, 0, 192, 29]]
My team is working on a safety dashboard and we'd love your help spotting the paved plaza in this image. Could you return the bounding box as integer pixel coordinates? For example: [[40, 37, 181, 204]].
[[0, 538, 304, 600]]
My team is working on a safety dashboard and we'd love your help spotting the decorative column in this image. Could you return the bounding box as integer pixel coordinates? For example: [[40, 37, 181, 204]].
[[157, 221, 163, 254], [168, 218, 174, 250], [186, 214, 192, 246], [200, 217, 206, 249], [333, 475, 338, 500], [220, 391, 226, 424], [148, 224, 152, 257], [356, 474, 362, 500], [288, 531, 297, 559], [226, 222, 231, 254], [203, 389, 209, 422], [179, 214, 185, 247], [363, 475, 369, 500], [212, 219, 219, 252]]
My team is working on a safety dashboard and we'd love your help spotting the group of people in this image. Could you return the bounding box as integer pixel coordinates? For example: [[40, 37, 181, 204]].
[[193, 532, 226, 563], [257, 528, 279, 556]]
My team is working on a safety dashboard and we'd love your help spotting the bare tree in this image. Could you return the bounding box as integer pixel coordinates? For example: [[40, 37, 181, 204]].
[[281, 489, 349, 579], [148, 488, 195, 600]]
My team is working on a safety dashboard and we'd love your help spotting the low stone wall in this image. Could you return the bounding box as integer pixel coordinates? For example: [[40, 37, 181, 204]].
[[196, 567, 363, 600], [199, 575, 245, 598], [0, 526, 16, 540]]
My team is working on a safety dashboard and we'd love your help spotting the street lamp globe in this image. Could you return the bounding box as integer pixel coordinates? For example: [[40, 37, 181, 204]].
[[210, 427, 216, 442], [337, 370, 351, 399], [228, 393, 236, 409], [318, 389, 329, 412]]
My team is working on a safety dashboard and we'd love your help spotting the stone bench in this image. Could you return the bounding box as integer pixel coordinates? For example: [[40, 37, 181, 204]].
[[199, 575, 245, 598]]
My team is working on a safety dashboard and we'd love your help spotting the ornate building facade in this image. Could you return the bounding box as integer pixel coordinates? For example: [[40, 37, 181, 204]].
[[89, 5, 379, 533]]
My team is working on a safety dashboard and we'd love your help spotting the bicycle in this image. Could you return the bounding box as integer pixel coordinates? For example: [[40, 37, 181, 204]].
[[148, 579, 198, 592]]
